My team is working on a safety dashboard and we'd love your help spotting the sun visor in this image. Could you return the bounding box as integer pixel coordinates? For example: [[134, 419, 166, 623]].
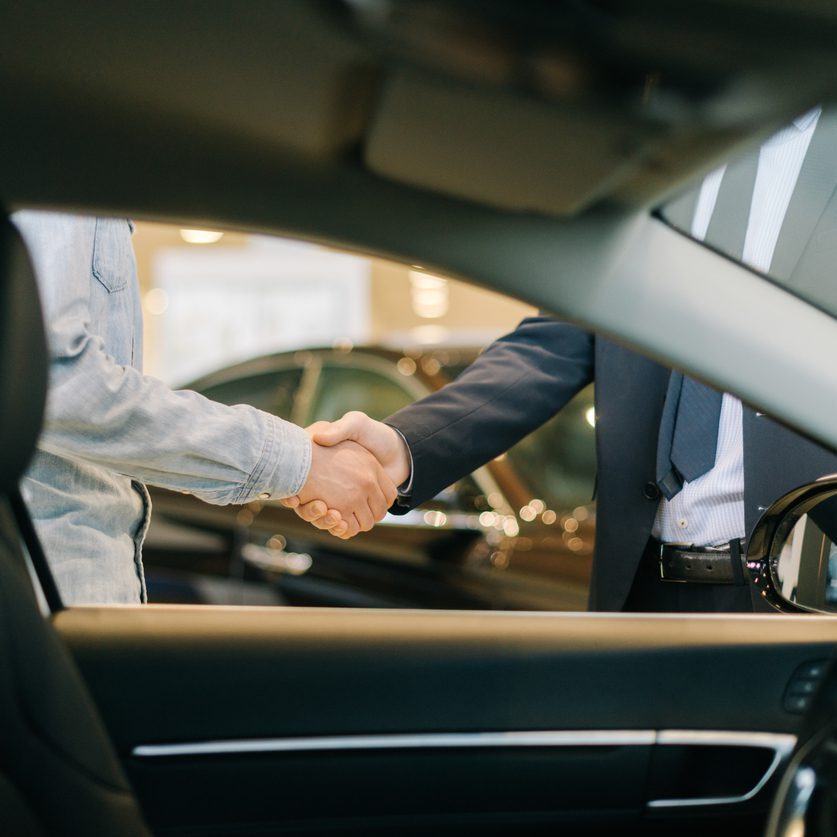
[[365, 70, 653, 216]]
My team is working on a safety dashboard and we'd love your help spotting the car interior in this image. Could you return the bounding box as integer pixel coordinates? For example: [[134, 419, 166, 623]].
[[5, 1, 837, 834]]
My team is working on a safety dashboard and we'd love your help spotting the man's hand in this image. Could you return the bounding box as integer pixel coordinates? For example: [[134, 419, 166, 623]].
[[314, 412, 411, 485], [293, 437, 398, 539], [282, 412, 411, 538]]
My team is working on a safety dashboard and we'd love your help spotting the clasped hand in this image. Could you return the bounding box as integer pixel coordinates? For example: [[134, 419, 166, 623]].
[[283, 412, 411, 538]]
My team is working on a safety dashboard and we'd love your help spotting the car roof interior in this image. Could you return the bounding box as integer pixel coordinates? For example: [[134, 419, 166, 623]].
[[2, 0, 837, 444], [3, 2, 836, 214]]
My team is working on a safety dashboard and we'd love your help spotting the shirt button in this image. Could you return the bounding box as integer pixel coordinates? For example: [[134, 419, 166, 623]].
[[677, 518, 689, 529], [643, 482, 661, 501], [259, 492, 271, 500]]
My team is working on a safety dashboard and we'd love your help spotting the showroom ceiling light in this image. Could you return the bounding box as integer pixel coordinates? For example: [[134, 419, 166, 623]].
[[179, 229, 224, 244], [409, 270, 449, 318]]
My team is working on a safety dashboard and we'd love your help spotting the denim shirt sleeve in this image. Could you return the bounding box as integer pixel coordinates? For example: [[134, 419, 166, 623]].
[[13, 210, 311, 503]]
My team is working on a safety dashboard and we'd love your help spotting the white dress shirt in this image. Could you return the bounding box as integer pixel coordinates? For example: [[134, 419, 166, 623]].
[[652, 107, 821, 546]]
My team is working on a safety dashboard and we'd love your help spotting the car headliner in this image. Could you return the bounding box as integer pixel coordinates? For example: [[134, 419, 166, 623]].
[[2, 1, 837, 452]]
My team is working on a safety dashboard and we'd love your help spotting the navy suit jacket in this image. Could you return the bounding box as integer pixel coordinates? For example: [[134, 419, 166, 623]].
[[386, 319, 837, 610], [385, 109, 837, 611]]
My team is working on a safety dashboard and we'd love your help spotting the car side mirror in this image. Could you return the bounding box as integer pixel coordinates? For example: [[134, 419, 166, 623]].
[[747, 476, 837, 613]]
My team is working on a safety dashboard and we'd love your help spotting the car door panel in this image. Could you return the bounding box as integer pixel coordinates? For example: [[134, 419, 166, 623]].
[[56, 607, 837, 834], [128, 747, 653, 834]]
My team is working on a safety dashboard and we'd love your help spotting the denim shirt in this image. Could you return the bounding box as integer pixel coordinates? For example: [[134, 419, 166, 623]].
[[14, 211, 311, 605]]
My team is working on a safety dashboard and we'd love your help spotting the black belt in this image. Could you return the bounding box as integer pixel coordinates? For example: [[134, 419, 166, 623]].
[[654, 538, 747, 585]]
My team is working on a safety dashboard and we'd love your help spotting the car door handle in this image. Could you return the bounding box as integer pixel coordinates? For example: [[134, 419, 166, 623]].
[[240, 543, 312, 575], [379, 509, 486, 532]]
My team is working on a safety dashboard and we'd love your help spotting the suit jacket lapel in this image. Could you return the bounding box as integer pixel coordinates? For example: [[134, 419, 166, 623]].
[[770, 107, 837, 283]]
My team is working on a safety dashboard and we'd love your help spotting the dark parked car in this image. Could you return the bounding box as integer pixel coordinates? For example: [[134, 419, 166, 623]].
[[144, 346, 597, 610]]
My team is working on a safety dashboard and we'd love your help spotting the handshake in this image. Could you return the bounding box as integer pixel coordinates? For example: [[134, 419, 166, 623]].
[[281, 411, 411, 538]]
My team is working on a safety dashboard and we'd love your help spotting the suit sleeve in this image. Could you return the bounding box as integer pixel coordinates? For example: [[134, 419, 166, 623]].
[[386, 316, 594, 510]]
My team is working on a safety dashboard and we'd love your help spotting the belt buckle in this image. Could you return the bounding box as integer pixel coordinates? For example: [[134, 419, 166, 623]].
[[658, 541, 690, 583], [657, 540, 744, 585]]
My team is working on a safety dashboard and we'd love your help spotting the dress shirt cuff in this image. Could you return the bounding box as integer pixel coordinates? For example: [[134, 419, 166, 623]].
[[388, 425, 415, 500]]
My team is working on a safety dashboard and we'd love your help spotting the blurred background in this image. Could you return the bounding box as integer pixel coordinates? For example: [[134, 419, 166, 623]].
[[132, 221, 535, 385], [131, 221, 595, 612]]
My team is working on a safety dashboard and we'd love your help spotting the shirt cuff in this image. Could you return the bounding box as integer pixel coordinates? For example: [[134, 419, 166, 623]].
[[248, 415, 312, 501], [389, 426, 415, 500]]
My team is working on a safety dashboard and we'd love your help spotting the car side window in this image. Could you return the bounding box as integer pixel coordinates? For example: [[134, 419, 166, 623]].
[[660, 106, 837, 318], [198, 368, 303, 418], [306, 364, 415, 423]]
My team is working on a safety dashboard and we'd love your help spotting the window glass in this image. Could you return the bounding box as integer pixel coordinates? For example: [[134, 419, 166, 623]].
[[306, 365, 415, 423], [198, 368, 303, 419], [25, 213, 603, 612], [660, 105, 837, 318]]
